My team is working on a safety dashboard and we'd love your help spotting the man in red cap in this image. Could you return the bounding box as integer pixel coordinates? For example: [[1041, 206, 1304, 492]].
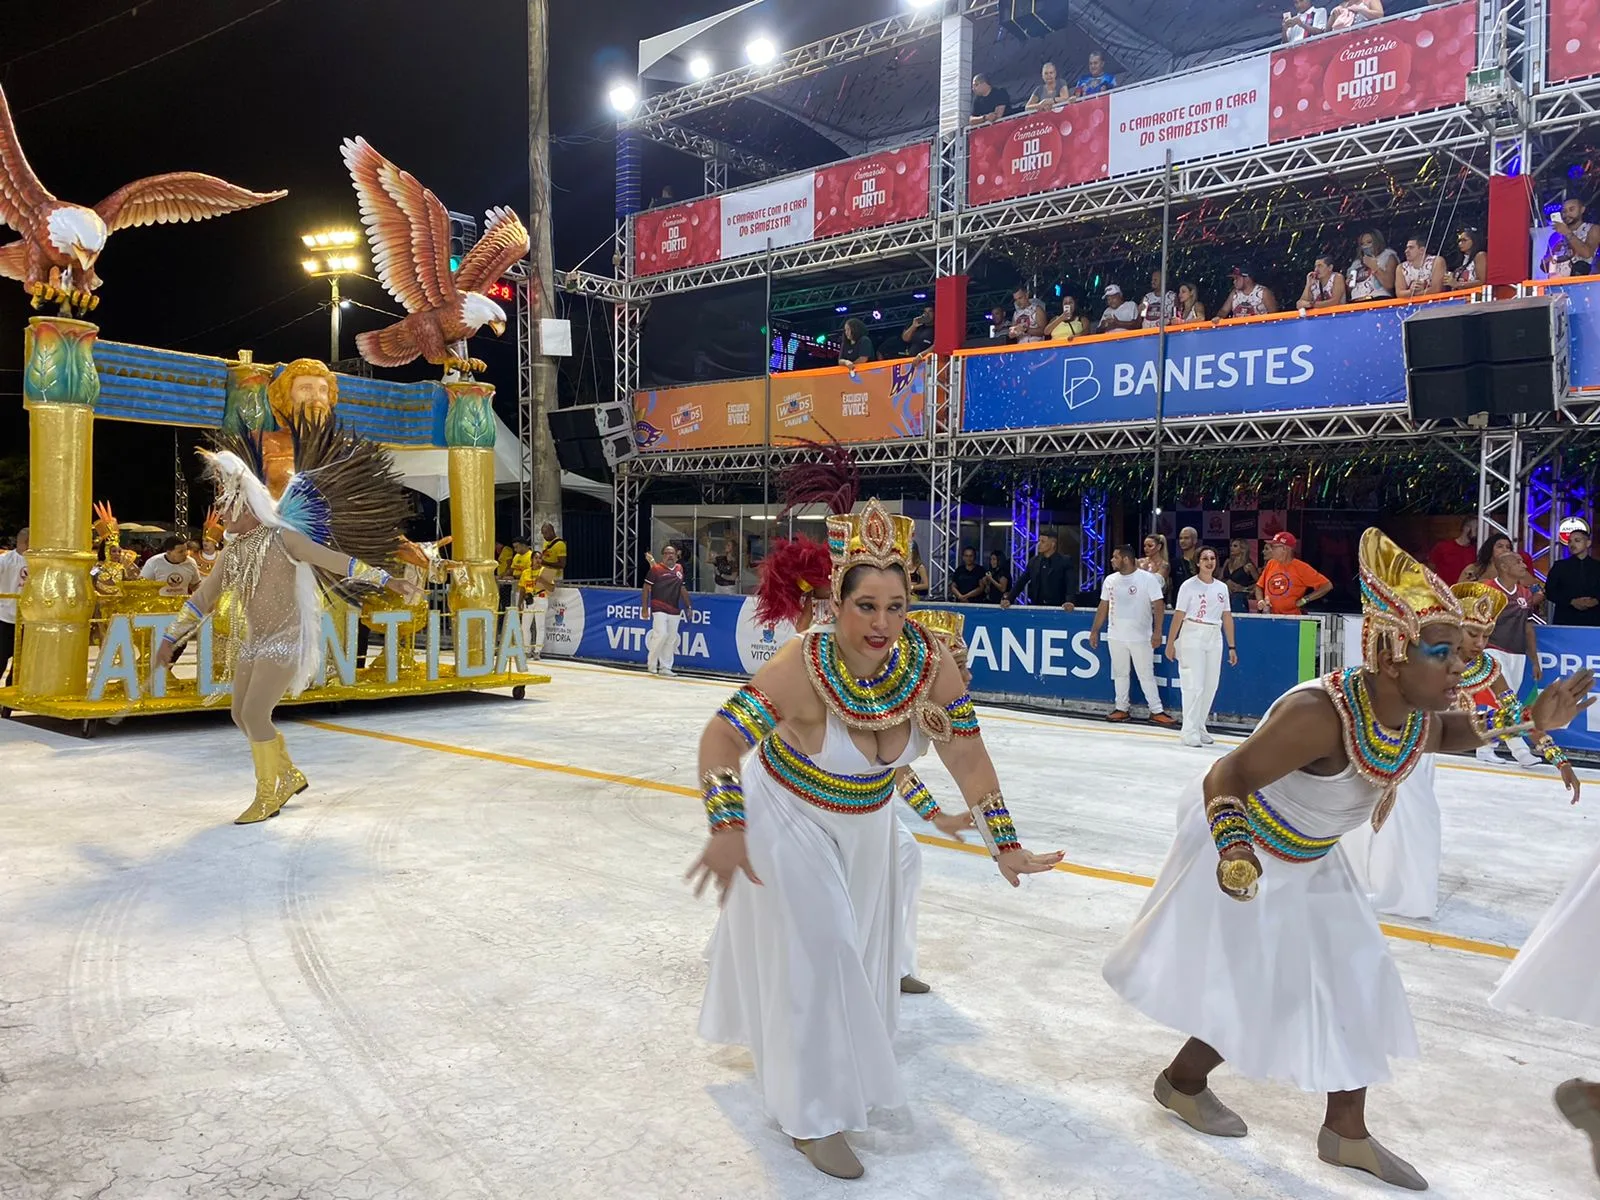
[[1255, 532, 1331, 615]]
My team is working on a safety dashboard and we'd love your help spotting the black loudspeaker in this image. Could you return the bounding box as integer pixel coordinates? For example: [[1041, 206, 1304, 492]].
[[1403, 296, 1568, 420], [548, 404, 637, 473], [1001, 0, 1069, 38]]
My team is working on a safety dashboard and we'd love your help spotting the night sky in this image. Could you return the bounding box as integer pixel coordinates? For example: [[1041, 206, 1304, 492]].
[[0, 0, 711, 531]]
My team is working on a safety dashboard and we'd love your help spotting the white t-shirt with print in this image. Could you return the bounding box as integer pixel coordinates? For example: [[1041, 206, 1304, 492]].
[[1175, 576, 1230, 624], [1101, 568, 1164, 642]]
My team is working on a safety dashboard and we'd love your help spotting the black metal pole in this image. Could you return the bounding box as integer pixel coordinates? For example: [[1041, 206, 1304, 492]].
[[1152, 148, 1173, 533], [763, 238, 773, 513]]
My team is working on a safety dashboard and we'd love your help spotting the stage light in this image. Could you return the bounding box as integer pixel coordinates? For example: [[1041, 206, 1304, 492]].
[[339, 299, 351, 309], [688, 55, 712, 80], [986, 520, 1012, 527], [1570, 164, 1586, 180], [607, 83, 638, 114], [301, 258, 320, 274], [835, 304, 849, 313], [871, 309, 882, 320], [912, 291, 927, 300], [302, 234, 317, 248], [817, 334, 827, 344], [745, 37, 776, 66]]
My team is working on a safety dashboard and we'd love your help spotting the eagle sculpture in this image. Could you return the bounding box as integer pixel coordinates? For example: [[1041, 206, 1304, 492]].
[[0, 83, 286, 316], [342, 136, 529, 377]]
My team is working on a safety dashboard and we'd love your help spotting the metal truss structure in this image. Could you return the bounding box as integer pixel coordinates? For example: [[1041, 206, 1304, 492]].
[[597, 2, 1600, 583], [1007, 476, 1041, 591], [1079, 491, 1107, 592]]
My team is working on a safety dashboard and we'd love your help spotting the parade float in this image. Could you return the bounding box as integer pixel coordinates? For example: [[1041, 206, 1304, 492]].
[[0, 86, 547, 731]]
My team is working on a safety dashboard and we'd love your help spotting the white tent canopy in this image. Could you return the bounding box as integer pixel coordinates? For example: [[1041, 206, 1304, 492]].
[[385, 414, 612, 505]]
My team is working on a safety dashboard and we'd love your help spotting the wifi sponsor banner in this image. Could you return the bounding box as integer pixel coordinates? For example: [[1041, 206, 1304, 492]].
[[1266, 2, 1476, 141], [813, 143, 932, 238], [1549, 0, 1600, 82]]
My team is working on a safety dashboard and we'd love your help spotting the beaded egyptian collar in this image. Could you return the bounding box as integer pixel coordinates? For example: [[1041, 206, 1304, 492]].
[[1322, 667, 1432, 831], [1459, 652, 1500, 692], [803, 620, 951, 741]]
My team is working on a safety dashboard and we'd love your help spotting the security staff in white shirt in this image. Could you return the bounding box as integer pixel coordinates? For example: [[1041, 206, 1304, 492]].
[[1089, 544, 1173, 724], [1165, 546, 1239, 746]]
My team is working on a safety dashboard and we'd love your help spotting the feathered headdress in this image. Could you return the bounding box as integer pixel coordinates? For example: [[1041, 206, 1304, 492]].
[[753, 436, 861, 627], [1358, 528, 1464, 670]]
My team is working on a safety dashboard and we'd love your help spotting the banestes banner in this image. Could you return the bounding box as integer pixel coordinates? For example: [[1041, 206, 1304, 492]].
[[960, 301, 1452, 432], [634, 359, 927, 453], [632, 144, 931, 277], [966, 2, 1476, 206]]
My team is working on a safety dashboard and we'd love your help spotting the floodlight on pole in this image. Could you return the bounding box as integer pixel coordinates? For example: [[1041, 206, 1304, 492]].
[[745, 37, 776, 66], [295, 226, 364, 361], [688, 55, 712, 80], [607, 83, 638, 114]]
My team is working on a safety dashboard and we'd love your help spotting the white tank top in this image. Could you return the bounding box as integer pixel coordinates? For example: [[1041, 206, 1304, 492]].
[[1230, 284, 1269, 317]]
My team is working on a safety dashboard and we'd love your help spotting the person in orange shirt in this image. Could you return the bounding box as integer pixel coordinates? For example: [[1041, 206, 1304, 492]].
[[1254, 532, 1332, 614]]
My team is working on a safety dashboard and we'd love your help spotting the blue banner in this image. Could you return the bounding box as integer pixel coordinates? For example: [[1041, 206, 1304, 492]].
[[960, 302, 1455, 432], [1544, 278, 1600, 389], [546, 589, 1318, 722], [1522, 626, 1600, 753]]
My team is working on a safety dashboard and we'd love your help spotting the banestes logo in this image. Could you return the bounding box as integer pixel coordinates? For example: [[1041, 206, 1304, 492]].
[[1061, 356, 1101, 411]]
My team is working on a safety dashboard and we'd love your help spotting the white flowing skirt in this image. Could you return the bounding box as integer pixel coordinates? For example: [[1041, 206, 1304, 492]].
[[1342, 754, 1441, 920], [699, 760, 906, 1138], [1490, 836, 1600, 1027], [1102, 786, 1419, 1093]]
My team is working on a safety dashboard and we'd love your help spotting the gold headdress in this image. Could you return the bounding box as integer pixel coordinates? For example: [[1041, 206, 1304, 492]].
[[825, 498, 915, 604], [1358, 528, 1463, 670], [1450, 581, 1507, 633]]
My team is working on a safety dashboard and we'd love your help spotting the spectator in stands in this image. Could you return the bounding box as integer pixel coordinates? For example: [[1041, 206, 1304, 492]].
[[1003, 528, 1073, 609], [838, 318, 875, 367], [1046, 294, 1089, 340], [1461, 532, 1544, 605], [1140, 270, 1177, 329], [1073, 51, 1116, 97], [1224, 538, 1259, 613], [712, 538, 739, 595], [1330, 0, 1383, 28], [1173, 281, 1207, 324], [140, 536, 200, 595], [1541, 197, 1599, 277], [1255, 531, 1331, 614], [1007, 284, 1049, 343], [1173, 526, 1201, 595], [1282, 0, 1330, 42], [1429, 517, 1478, 585], [950, 546, 986, 602], [1139, 533, 1172, 597], [900, 304, 935, 356], [1454, 226, 1488, 286], [1479, 547, 1544, 766], [907, 543, 930, 598], [1026, 62, 1069, 111], [1213, 266, 1276, 322], [1296, 253, 1348, 312], [1544, 519, 1600, 626], [982, 551, 1011, 604], [1398, 235, 1448, 297], [1097, 284, 1141, 332], [1349, 229, 1399, 301], [650, 184, 676, 209], [970, 74, 1012, 124]]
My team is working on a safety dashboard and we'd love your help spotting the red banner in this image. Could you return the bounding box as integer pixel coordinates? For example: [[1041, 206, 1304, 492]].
[[966, 97, 1110, 206], [633, 198, 721, 277], [813, 143, 931, 238], [1549, 0, 1600, 83], [1267, 2, 1476, 142]]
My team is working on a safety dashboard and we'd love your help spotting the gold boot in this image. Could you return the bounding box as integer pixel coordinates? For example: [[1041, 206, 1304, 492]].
[[235, 739, 286, 824], [277, 733, 308, 799]]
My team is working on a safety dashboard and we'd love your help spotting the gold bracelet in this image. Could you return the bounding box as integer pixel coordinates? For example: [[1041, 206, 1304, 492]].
[[969, 788, 1020, 858]]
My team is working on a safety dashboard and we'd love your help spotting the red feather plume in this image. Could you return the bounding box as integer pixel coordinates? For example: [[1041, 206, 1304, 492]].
[[777, 433, 859, 517], [754, 537, 833, 627]]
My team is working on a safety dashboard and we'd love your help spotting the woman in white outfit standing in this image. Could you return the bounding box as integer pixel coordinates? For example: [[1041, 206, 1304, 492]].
[[1166, 547, 1238, 747]]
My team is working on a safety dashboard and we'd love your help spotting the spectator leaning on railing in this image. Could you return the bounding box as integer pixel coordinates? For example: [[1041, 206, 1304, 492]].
[[1296, 253, 1347, 312], [1073, 51, 1116, 97], [1213, 266, 1276, 322], [1541, 196, 1599, 277], [950, 546, 986, 603], [1046, 294, 1088, 340], [1454, 225, 1488, 286], [1398, 235, 1448, 298], [1174, 282, 1207, 324], [1140, 270, 1177, 329], [1027, 61, 1069, 111], [1282, 0, 1329, 43], [1349, 229, 1399, 301], [900, 304, 935, 356], [1007, 284, 1049, 344], [1097, 284, 1141, 333], [970, 74, 1012, 124]]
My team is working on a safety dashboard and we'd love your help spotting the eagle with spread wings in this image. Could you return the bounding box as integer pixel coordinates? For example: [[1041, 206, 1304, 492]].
[[342, 136, 530, 377], [0, 83, 286, 316]]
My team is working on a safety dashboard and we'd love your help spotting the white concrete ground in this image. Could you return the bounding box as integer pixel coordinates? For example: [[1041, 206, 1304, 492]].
[[2, 659, 1599, 1200]]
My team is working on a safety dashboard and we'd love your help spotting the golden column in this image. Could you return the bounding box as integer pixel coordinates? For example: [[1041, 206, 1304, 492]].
[[444, 380, 500, 666], [17, 317, 100, 700]]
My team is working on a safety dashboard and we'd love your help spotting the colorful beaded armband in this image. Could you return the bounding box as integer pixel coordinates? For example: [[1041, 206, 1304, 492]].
[[896, 769, 940, 820], [346, 557, 392, 588], [717, 685, 782, 748], [971, 789, 1021, 858], [1205, 794, 1252, 854], [945, 693, 981, 737], [1537, 736, 1569, 769], [701, 767, 747, 834], [1470, 692, 1533, 745], [163, 598, 205, 645]]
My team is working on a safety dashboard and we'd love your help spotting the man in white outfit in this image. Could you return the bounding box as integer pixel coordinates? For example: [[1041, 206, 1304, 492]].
[[1089, 544, 1173, 725], [641, 544, 691, 675]]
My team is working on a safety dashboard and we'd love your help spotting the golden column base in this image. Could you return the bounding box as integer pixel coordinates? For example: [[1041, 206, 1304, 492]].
[[18, 317, 99, 701]]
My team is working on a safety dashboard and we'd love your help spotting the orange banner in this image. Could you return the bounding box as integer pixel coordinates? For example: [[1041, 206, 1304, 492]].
[[633, 359, 928, 453]]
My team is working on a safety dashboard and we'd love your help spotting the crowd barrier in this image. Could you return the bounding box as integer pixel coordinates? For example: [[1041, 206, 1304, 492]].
[[541, 588, 1320, 724]]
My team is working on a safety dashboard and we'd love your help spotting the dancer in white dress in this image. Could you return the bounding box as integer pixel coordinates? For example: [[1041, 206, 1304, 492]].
[[1344, 582, 1579, 919], [1103, 529, 1594, 1191], [687, 499, 1062, 1180]]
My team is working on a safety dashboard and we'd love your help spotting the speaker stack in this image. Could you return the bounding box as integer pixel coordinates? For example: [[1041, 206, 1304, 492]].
[[1000, 0, 1070, 39], [1403, 296, 1570, 420], [548, 402, 637, 474]]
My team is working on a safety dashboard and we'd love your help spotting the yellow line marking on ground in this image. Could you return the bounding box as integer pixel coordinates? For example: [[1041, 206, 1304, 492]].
[[302, 717, 1525, 962]]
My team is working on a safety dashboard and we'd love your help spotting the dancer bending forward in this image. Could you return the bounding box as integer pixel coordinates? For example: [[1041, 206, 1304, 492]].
[[688, 500, 1062, 1181], [1103, 529, 1592, 1190]]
